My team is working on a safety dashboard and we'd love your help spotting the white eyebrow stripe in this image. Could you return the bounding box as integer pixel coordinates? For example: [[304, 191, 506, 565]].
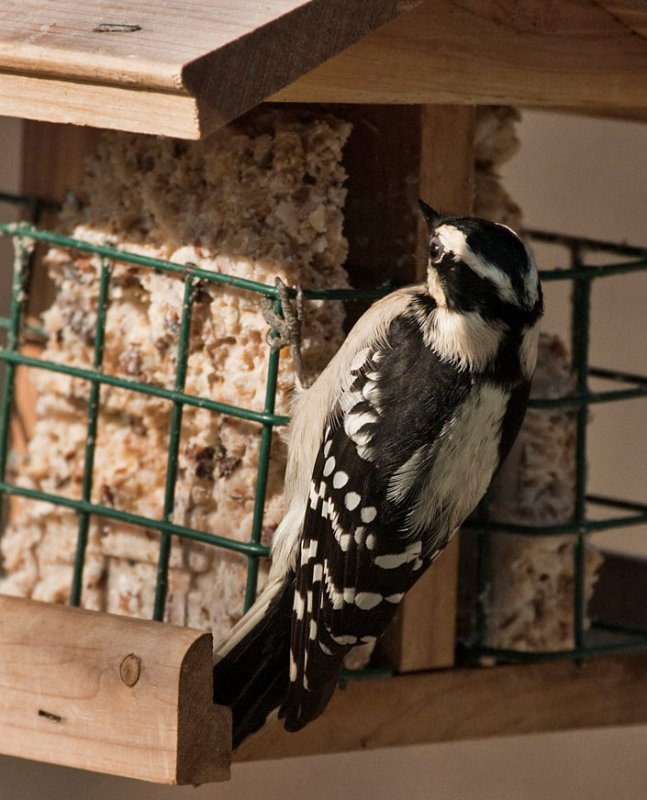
[[436, 224, 518, 305], [495, 223, 540, 307]]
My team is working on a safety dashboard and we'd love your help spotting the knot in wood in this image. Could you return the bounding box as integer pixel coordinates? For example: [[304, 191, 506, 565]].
[[120, 653, 142, 687]]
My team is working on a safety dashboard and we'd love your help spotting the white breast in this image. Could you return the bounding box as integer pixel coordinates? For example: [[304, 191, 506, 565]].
[[408, 383, 510, 539]]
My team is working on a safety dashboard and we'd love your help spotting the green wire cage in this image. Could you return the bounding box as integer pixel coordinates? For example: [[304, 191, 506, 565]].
[[466, 229, 647, 663], [0, 191, 388, 630], [1, 191, 647, 668]]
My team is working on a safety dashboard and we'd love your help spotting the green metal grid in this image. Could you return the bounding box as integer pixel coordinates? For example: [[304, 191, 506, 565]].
[[466, 228, 647, 663], [0, 195, 646, 667], [0, 204, 386, 624]]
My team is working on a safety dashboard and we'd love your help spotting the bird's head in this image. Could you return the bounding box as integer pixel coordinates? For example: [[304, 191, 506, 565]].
[[419, 200, 543, 328]]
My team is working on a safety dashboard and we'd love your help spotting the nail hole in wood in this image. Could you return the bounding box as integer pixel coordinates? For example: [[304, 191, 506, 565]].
[[93, 23, 142, 33], [38, 709, 63, 723]]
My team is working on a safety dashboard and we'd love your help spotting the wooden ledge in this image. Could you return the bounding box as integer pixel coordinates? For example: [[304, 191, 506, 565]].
[[3, 593, 647, 777], [0, 595, 230, 783], [237, 650, 647, 761]]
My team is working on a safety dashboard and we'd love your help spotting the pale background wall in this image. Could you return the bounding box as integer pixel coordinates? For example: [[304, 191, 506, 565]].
[[1, 109, 647, 799]]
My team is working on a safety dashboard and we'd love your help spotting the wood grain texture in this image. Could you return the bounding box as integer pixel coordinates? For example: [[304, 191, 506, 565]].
[[416, 105, 476, 272], [9, 123, 101, 474], [236, 651, 647, 761], [0, 72, 203, 139], [0, 595, 230, 783], [0, 0, 421, 138], [379, 536, 461, 671], [275, 0, 647, 115], [22, 121, 101, 230], [340, 104, 422, 304], [599, 0, 647, 37]]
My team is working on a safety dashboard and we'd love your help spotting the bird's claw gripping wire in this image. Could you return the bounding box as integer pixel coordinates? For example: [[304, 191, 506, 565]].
[[261, 277, 310, 389]]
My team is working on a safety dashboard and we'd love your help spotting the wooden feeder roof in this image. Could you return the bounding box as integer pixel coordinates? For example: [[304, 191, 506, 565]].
[[1, 1, 647, 139], [0, 0, 421, 138]]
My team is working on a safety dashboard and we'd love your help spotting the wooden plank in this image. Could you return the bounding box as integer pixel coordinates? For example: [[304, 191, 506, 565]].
[[380, 537, 461, 671], [237, 651, 647, 761], [9, 123, 102, 464], [340, 104, 422, 313], [378, 105, 474, 672], [0, 0, 421, 138], [275, 0, 647, 115], [0, 73, 199, 139], [599, 0, 647, 37], [22, 121, 101, 224], [415, 104, 475, 269], [0, 595, 231, 783]]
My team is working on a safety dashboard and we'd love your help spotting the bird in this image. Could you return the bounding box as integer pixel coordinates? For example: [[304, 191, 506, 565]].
[[213, 201, 543, 749]]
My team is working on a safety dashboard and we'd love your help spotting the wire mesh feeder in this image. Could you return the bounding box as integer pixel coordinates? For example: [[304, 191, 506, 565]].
[[1, 191, 647, 671], [0, 192, 386, 647], [464, 229, 647, 663]]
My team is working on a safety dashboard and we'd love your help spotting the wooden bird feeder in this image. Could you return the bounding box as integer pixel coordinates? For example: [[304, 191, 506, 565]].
[[1, 0, 647, 784]]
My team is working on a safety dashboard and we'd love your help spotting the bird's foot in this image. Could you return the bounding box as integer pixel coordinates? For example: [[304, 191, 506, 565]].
[[261, 277, 310, 388]]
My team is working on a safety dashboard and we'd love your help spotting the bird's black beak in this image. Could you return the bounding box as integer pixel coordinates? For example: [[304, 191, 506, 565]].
[[418, 199, 441, 231]]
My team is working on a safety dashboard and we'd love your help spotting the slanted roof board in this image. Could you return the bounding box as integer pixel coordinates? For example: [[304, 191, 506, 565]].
[[0, 0, 420, 137]]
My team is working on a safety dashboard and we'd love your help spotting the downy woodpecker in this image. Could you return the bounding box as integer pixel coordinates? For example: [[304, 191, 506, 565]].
[[213, 201, 543, 748]]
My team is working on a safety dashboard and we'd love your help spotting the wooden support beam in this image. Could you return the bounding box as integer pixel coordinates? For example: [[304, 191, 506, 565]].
[[237, 651, 647, 761], [8, 122, 101, 474], [0, 595, 231, 783], [22, 121, 102, 209], [341, 105, 422, 293], [275, 0, 647, 118], [378, 105, 474, 672], [21, 121, 101, 308]]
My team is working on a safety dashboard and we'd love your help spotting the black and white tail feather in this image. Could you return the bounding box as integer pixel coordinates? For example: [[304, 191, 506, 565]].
[[213, 202, 543, 749]]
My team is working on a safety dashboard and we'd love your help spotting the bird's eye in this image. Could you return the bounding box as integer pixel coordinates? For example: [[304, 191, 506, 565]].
[[429, 236, 445, 263]]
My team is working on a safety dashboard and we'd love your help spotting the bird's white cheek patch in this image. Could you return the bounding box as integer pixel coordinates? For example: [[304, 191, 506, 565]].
[[437, 224, 518, 304], [427, 268, 447, 307]]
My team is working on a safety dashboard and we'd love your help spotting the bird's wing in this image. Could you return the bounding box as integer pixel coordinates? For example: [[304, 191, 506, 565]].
[[281, 316, 470, 730]]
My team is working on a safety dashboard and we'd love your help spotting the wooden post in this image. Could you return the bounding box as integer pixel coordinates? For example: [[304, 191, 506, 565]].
[[9, 121, 101, 503], [21, 120, 101, 305], [378, 105, 475, 671], [0, 595, 231, 783]]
